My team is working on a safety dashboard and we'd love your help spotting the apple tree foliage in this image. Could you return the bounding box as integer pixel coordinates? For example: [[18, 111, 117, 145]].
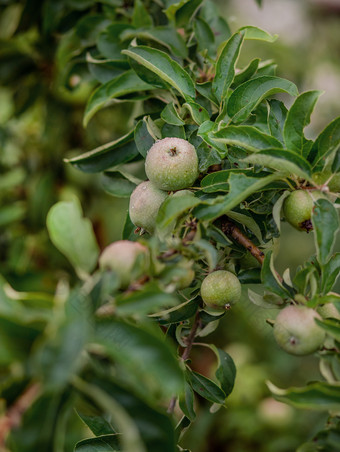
[[1, 0, 340, 451]]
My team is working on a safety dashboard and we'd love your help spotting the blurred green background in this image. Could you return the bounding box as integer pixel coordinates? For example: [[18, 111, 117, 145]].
[[0, 0, 339, 450]]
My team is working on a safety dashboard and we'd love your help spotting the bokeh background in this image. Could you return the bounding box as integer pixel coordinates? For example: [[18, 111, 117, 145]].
[[1, 0, 339, 450]]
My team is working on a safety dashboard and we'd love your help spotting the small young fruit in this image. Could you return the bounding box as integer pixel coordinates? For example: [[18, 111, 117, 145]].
[[129, 181, 168, 233], [175, 259, 195, 289], [201, 270, 241, 308], [145, 137, 199, 191], [283, 190, 316, 232], [273, 305, 325, 355], [99, 240, 147, 288]]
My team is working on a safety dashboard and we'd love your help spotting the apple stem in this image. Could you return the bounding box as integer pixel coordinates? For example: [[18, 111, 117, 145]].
[[0, 383, 40, 447], [167, 311, 201, 414], [220, 216, 265, 265]]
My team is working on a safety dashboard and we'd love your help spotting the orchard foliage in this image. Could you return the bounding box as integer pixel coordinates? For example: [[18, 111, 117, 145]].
[[1, 0, 340, 451]]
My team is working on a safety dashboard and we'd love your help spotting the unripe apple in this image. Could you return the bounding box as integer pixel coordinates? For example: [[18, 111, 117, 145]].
[[129, 181, 168, 233], [175, 259, 195, 289], [201, 270, 241, 308], [99, 240, 148, 288], [145, 137, 199, 191], [273, 305, 325, 355], [283, 190, 321, 232]]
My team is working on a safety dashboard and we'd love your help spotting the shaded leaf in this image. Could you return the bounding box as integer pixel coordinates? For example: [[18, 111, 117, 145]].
[[101, 171, 139, 198], [74, 434, 121, 451], [134, 119, 155, 158], [95, 319, 184, 397], [157, 195, 200, 230], [84, 70, 153, 126], [186, 369, 226, 404], [312, 199, 339, 266], [65, 130, 139, 173]]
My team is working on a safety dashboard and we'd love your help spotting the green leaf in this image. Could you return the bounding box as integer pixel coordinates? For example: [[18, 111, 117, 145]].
[[315, 318, 340, 342], [183, 100, 210, 125], [197, 120, 228, 156], [268, 381, 340, 411], [84, 376, 176, 452], [84, 70, 153, 126], [76, 411, 116, 437], [157, 195, 200, 230], [122, 46, 196, 99], [240, 25, 278, 42], [162, 124, 186, 139], [97, 24, 131, 60], [95, 319, 184, 397], [115, 283, 178, 315], [132, 0, 153, 27], [320, 253, 340, 294], [161, 102, 185, 126], [175, 0, 204, 27], [232, 58, 260, 87], [212, 31, 244, 103], [261, 250, 290, 298], [33, 290, 90, 390], [0, 203, 26, 228], [209, 345, 236, 397], [186, 369, 226, 404], [200, 169, 243, 193], [227, 76, 298, 124], [65, 130, 139, 173], [332, 149, 340, 173], [121, 26, 187, 59], [194, 17, 215, 54], [196, 142, 222, 172], [46, 199, 99, 278], [74, 434, 121, 451], [73, 379, 146, 452], [213, 125, 282, 152], [179, 380, 196, 421], [283, 90, 322, 155], [134, 119, 155, 158], [311, 116, 340, 169], [243, 148, 312, 180], [195, 172, 282, 220], [150, 297, 199, 325], [101, 171, 138, 198], [312, 199, 339, 266], [268, 99, 288, 143]]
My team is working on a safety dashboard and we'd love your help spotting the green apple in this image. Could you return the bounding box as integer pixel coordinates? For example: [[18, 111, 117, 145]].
[[145, 137, 199, 191], [129, 181, 168, 233], [201, 270, 241, 308], [273, 305, 325, 355], [283, 190, 322, 232], [175, 259, 195, 289], [99, 240, 148, 288]]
